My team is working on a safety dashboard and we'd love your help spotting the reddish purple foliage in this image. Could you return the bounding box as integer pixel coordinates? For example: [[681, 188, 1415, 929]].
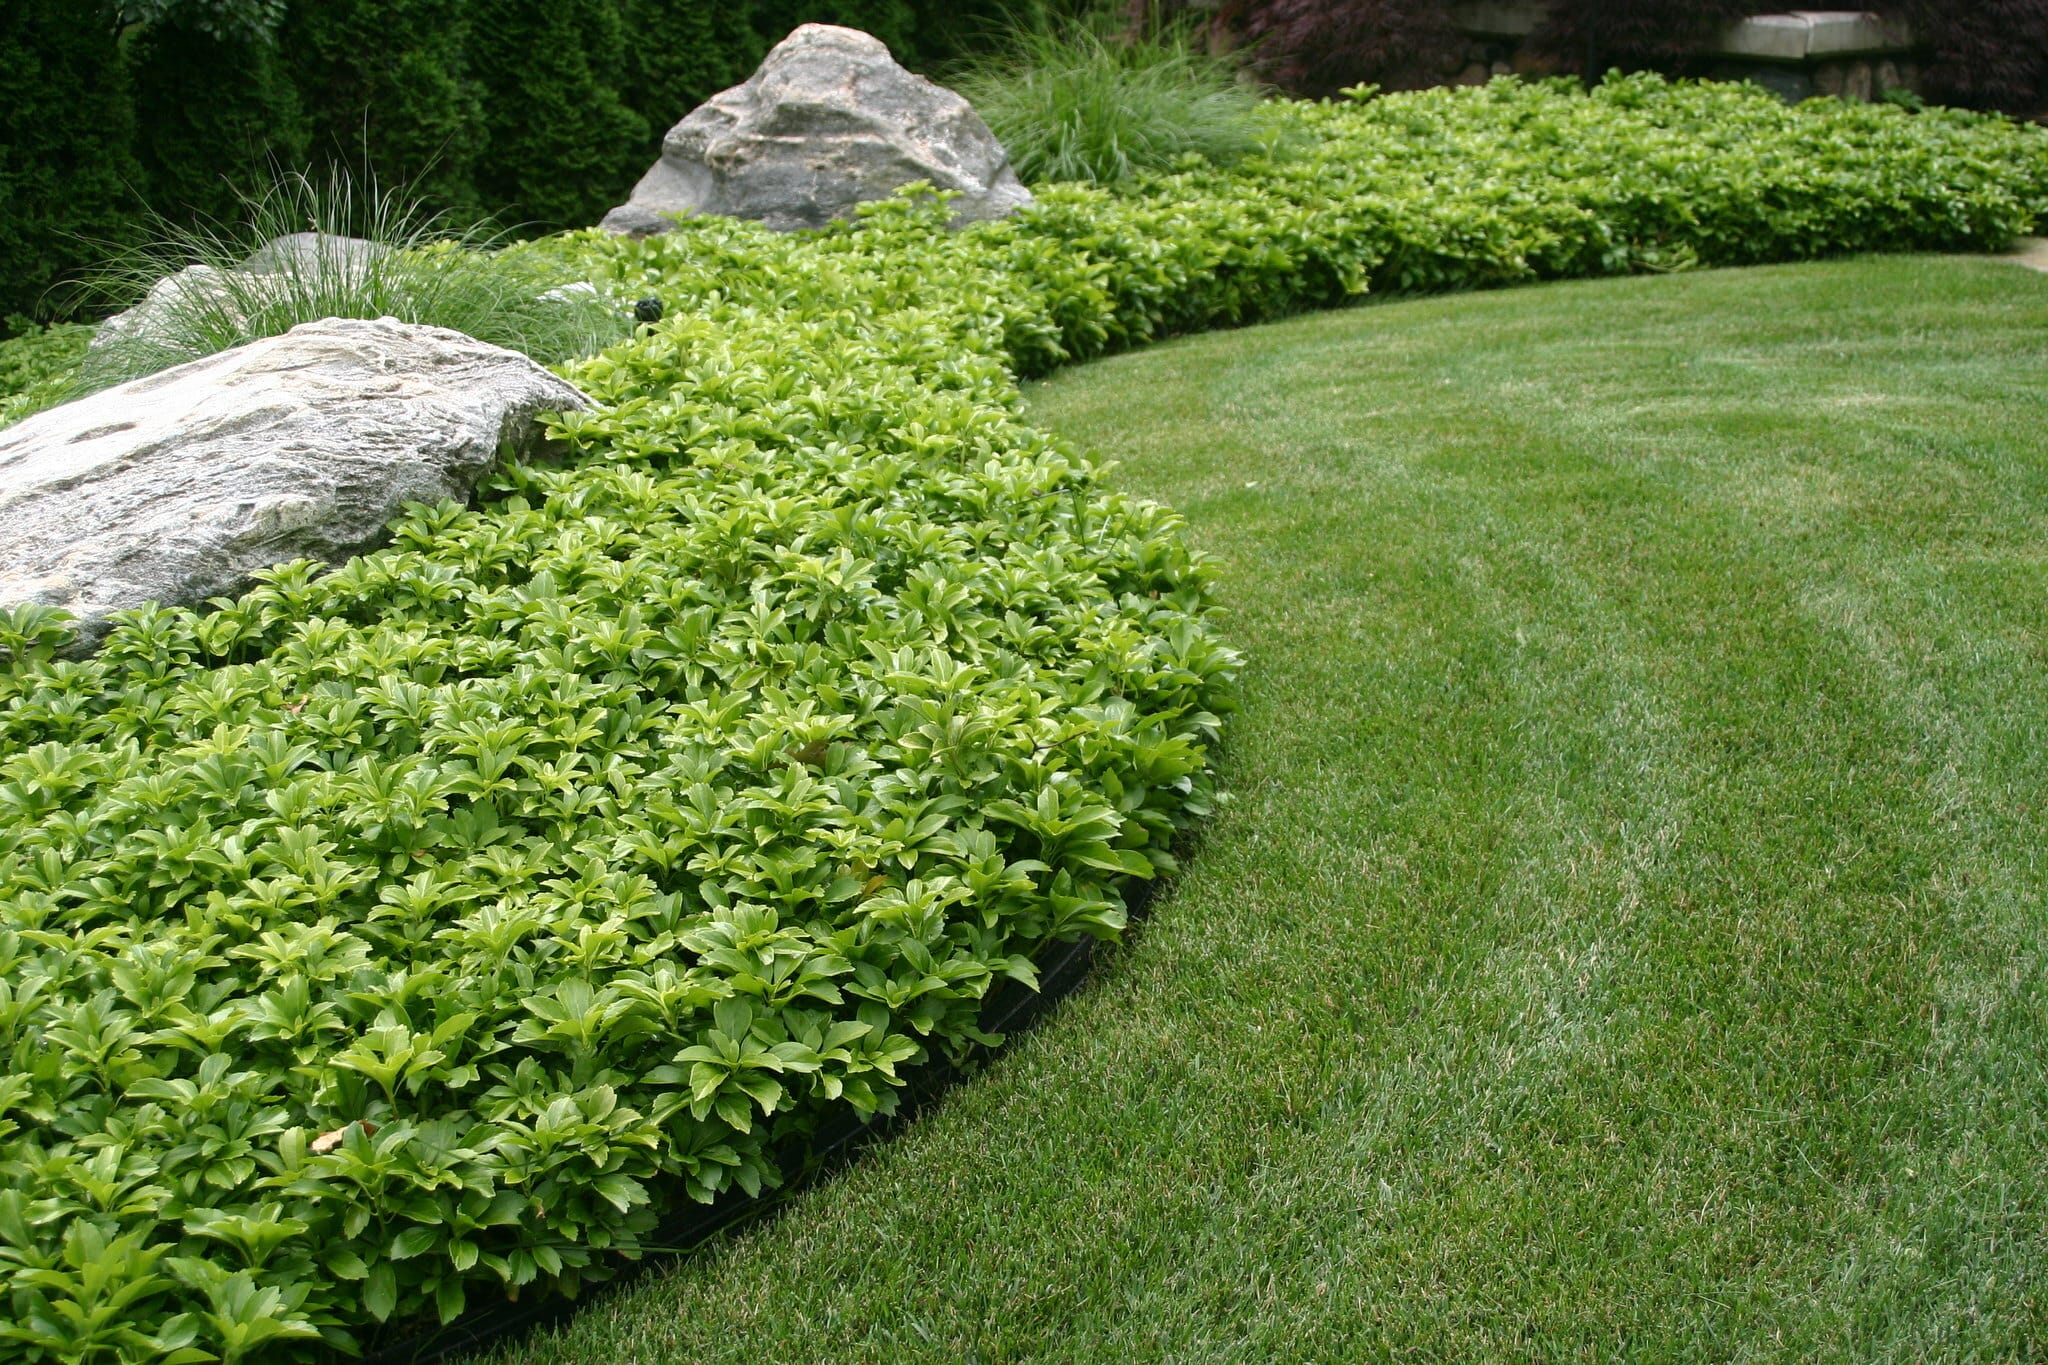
[[1132, 0, 1460, 97], [1134, 0, 2047, 113], [1902, 0, 2048, 114], [1239, 0, 1461, 96], [1530, 0, 1755, 71]]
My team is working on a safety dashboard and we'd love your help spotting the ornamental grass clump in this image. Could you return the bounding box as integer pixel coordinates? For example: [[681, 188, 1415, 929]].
[[76, 170, 628, 393], [954, 19, 1274, 184]]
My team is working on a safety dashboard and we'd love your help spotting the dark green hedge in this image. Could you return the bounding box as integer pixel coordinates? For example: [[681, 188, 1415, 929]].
[[0, 0, 1007, 336], [280, 0, 489, 216], [128, 20, 309, 228], [0, 2, 142, 327]]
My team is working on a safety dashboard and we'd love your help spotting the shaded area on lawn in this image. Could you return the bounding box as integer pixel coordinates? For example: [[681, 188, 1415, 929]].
[[485, 255, 2048, 1362]]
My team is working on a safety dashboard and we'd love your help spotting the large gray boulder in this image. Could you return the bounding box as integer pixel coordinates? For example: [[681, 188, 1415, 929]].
[[603, 24, 1032, 235], [0, 317, 587, 647]]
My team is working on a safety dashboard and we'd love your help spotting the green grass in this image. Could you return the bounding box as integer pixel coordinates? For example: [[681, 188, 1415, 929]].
[[481, 255, 2048, 1362]]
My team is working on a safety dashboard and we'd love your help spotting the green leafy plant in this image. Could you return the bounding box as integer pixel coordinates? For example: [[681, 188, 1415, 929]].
[[75, 169, 629, 392], [0, 188, 1240, 1363], [465, 0, 648, 229], [953, 17, 1274, 184], [0, 320, 93, 427]]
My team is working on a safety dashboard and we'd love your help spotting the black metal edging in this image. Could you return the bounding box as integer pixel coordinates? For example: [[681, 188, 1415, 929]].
[[355, 887, 1142, 1365]]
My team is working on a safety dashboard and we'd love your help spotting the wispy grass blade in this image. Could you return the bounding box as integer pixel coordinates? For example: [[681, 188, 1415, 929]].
[[955, 17, 1277, 185], [73, 168, 626, 392]]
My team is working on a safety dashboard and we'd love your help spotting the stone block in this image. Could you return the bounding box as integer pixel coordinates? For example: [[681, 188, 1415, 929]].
[[1720, 15, 1814, 61], [1798, 10, 1914, 57], [1448, 1, 1548, 38], [1718, 11, 1916, 63]]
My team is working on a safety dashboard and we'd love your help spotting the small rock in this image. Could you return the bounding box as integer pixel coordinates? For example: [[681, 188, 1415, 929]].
[[90, 264, 240, 353], [239, 232, 390, 275], [93, 234, 391, 355]]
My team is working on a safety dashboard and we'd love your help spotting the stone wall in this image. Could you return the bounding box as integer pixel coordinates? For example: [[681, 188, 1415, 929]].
[[1705, 11, 1920, 103], [1443, 4, 1923, 101]]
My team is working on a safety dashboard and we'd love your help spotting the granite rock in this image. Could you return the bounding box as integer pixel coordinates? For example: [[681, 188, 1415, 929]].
[[603, 24, 1032, 235]]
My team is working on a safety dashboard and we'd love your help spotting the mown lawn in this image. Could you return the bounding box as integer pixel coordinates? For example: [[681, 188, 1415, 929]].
[[483, 256, 2048, 1362]]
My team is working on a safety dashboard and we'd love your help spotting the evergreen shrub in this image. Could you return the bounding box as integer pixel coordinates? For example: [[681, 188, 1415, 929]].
[[1, 75, 2044, 1363], [126, 19, 309, 227], [280, 0, 490, 217], [468, 0, 648, 230], [616, 0, 765, 163], [0, 1, 142, 329]]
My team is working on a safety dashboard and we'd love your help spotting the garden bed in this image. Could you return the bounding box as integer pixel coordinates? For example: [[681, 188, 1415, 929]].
[[2, 76, 2046, 1363]]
